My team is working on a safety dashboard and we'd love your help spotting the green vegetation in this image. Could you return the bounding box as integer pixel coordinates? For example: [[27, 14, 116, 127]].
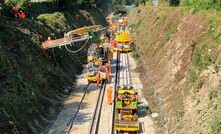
[[0, 15, 83, 133], [188, 67, 198, 83], [209, 115, 221, 134], [129, 3, 221, 133], [197, 88, 221, 134], [165, 0, 221, 10], [187, 16, 220, 84], [110, 0, 147, 9], [132, 46, 140, 58], [0, 1, 106, 133]]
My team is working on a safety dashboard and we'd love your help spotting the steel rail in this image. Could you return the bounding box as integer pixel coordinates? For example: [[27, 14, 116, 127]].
[[41, 83, 90, 134], [121, 53, 124, 86], [126, 53, 132, 86], [123, 53, 127, 85], [88, 81, 107, 134], [66, 83, 90, 134], [111, 52, 134, 134], [111, 51, 120, 134], [125, 53, 131, 85]]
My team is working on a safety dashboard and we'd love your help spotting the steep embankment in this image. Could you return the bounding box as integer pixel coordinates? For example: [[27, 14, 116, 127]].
[[0, 8, 106, 133], [128, 5, 221, 134]]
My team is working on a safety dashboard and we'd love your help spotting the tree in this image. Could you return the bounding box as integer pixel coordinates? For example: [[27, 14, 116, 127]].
[[168, 0, 180, 6], [121, 0, 128, 5]]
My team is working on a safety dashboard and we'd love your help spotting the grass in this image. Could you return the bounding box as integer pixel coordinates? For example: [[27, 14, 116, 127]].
[[195, 88, 221, 134], [129, 4, 221, 133], [155, 116, 164, 127], [188, 67, 198, 83], [0, 5, 106, 133], [187, 15, 220, 85], [132, 46, 140, 59], [209, 115, 221, 134]]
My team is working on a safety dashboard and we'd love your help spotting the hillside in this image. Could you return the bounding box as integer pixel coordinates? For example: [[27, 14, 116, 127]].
[[1, 0, 221, 134], [128, 5, 221, 134], [0, 4, 107, 133]]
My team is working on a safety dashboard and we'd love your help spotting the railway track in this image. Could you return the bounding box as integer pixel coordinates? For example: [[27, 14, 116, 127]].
[[118, 53, 131, 86], [111, 51, 120, 134], [61, 83, 90, 133], [62, 82, 106, 134], [111, 52, 133, 134], [46, 51, 131, 134], [88, 81, 107, 134], [63, 52, 132, 134]]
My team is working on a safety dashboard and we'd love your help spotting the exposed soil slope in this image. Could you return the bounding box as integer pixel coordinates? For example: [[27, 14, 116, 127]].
[[128, 5, 221, 134]]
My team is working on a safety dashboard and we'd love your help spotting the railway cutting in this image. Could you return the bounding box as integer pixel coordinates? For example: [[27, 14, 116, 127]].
[[43, 11, 155, 134]]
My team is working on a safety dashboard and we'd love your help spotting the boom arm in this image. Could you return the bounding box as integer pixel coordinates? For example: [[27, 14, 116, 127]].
[[41, 25, 105, 50]]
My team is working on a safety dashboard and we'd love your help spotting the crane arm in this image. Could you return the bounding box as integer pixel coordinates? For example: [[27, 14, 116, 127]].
[[42, 25, 105, 50], [65, 25, 102, 37]]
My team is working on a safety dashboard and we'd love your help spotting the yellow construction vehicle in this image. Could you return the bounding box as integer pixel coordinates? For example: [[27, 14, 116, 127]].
[[87, 33, 114, 66], [84, 63, 107, 83], [115, 31, 134, 53], [87, 43, 113, 66], [86, 30, 114, 66], [95, 44, 113, 65], [102, 41, 114, 61], [114, 86, 140, 133], [87, 43, 97, 62]]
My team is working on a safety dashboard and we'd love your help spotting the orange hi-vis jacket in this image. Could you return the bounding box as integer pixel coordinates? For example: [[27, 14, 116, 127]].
[[18, 12, 26, 19], [107, 87, 112, 97], [110, 40, 116, 47], [107, 87, 112, 104]]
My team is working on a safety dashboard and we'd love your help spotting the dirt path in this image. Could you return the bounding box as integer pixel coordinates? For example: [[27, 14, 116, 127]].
[[48, 78, 99, 134], [47, 78, 87, 133], [69, 84, 99, 134], [129, 53, 155, 134]]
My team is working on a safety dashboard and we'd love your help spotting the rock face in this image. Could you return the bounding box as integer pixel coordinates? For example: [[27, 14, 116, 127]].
[[128, 5, 221, 134]]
